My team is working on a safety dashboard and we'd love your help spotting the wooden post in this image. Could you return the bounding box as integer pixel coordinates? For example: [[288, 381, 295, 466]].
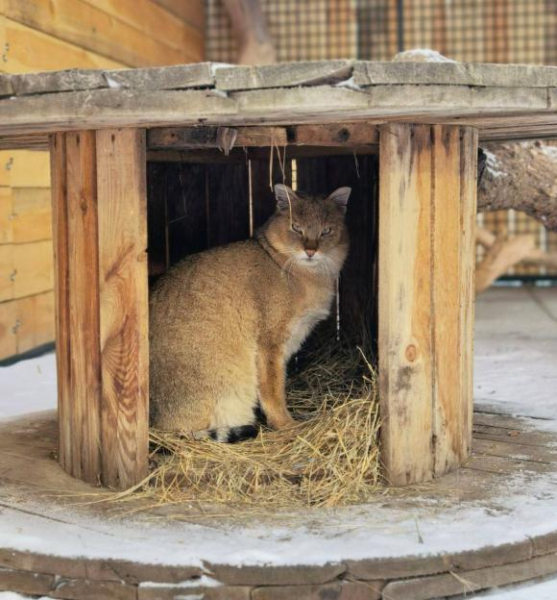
[[378, 123, 478, 485], [50, 129, 149, 489]]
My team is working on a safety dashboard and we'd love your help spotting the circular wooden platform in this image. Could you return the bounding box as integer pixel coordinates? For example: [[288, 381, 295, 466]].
[[0, 406, 556, 600]]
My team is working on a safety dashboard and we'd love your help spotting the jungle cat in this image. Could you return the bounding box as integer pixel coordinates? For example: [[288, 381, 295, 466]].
[[149, 184, 351, 441]]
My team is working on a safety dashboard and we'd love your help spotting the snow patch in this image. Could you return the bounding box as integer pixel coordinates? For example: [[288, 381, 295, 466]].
[[483, 148, 507, 178], [393, 48, 457, 62], [335, 76, 362, 91]]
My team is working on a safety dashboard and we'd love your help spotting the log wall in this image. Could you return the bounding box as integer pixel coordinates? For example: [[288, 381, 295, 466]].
[[0, 0, 205, 361]]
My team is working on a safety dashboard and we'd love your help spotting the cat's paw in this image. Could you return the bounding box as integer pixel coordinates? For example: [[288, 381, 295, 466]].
[[269, 413, 296, 430]]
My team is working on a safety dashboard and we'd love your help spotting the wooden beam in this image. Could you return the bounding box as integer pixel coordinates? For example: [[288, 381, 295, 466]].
[[50, 129, 149, 489], [378, 123, 478, 485], [147, 126, 288, 150], [65, 131, 102, 484], [96, 129, 149, 489], [147, 124, 379, 152]]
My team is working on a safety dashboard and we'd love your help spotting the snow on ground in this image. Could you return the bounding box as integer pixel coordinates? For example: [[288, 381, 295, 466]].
[[478, 576, 557, 599], [0, 352, 56, 420], [0, 287, 556, 576], [474, 286, 557, 431]]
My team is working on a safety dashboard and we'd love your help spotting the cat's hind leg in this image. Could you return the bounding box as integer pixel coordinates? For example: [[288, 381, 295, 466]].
[[256, 343, 294, 430]]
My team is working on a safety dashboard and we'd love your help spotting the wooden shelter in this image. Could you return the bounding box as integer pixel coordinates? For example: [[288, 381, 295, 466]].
[[1, 59, 557, 489]]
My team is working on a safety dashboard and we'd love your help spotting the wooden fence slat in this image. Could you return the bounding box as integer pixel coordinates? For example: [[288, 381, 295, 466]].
[[431, 125, 463, 476], [459, 127, 479, 458], [378, 123, 434, 485], [49, 133, 71, 473], [379, 123, 478, 484], [65, 131, 102, 484], [96, 129, 149, 489]]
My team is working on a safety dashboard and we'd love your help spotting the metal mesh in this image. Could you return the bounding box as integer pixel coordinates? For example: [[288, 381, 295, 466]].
[[206, 0, 557, 64], [206, 0, 557, 278]]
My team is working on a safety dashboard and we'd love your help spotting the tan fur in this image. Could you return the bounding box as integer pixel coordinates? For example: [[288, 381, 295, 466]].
[[149, 185, 350, 436]]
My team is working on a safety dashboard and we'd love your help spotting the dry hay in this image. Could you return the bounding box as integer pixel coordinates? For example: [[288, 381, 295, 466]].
[[129, 332, 381, 509]]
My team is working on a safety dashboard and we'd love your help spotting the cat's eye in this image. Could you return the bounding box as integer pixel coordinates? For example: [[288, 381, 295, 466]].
[[292, 223, 303, 234], [321, 227, 332, 236]]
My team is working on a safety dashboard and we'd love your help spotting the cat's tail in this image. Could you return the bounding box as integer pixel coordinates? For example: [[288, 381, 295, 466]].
[[194, 424, 261, 443]]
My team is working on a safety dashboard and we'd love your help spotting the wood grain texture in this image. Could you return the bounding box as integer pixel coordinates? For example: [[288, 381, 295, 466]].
[[96, 129, 149, 489], [49, 133, 72, 474], [378, 124, 434, 485], [459, 128, 479, 459], [0, 18, 126, 74], [431, 125, 463, 476], [65, 131, 102, 484], [151, 0, 205, 30], [378, 123, 478, 485], [2, 0, 202, 67], [0, 291, 55, 359]]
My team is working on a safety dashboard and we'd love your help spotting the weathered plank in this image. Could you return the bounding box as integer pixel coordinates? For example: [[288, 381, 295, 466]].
[[382, 551, 557, 600], [50, 133, 71, 474], [290, 123, 379, 146], [0, 85, 553, 139], [0, 76, 14, 98], [216, 60, 354, 91], [148, 126, 287, 150], [431, 125, 463, 477], [96, 129, 149, 489], [378, 124, 434, 485], [353, 61, 557, 87], [64, 131, 102, 484], [378, 123, 477, 485], [9, 64, 213, 98], [459, 128, 479, 459], [11, 70, 108, 96]]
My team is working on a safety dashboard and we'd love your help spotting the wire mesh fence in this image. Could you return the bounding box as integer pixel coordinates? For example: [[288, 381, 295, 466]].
[[206, 0, 557, 278]]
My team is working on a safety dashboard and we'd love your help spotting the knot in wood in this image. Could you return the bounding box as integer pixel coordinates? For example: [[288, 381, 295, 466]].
[[405, 344, 417, 362]]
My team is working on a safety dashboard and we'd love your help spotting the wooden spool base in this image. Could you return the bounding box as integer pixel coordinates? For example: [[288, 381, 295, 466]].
[[0, 406, 556, 600]]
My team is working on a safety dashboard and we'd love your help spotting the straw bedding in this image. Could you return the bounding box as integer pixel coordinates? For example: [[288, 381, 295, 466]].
[[134, 330, 381, 509]]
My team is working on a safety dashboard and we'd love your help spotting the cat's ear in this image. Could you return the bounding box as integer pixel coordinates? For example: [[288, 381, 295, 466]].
[[328, 187, 351, 213], [274, 184, 296, 211]]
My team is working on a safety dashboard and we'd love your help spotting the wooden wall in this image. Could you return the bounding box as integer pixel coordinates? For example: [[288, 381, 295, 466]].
[[0, 0, 205, 361]]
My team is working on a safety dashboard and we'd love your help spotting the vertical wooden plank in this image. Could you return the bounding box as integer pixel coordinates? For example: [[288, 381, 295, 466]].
[[206, 162, 250, 247], [50, 133, 71, 473], [326, 155, 378, 347], [431, 125, 462, 477], [378, 123, 434, 486], [166, 164, 208, 263], [146, 162, 169, 277], [65, 131, 102, 484], [96, 129, 149, 489], [249, 152, 292, 231], [459, 127, 479, 459]]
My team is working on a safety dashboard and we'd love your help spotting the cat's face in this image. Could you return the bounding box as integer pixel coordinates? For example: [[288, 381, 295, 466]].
[[265, 185, 351, 272]]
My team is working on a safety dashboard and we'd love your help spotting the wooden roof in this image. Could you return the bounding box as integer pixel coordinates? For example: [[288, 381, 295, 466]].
[[1, 60, 557, 147]]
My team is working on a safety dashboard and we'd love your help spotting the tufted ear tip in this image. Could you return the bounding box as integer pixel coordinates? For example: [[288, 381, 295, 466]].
[[274, 184, 296, 210], [328, 187, 351, 212]]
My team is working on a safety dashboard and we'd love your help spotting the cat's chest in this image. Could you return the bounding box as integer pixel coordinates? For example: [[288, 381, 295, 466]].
[[284, 293, 334, 359]]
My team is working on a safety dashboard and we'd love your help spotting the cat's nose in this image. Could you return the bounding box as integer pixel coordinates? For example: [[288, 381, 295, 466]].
[[305, 249, 316, 258]]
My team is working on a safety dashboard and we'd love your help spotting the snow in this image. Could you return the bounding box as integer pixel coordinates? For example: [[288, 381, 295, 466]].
[[483, 148, 507, 178], [0, 288, 556, 581], [392, 48, 457, 62], [0, 353, 57, 421], [474, 287, 557, 431], [476, 576, 557, 599]]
